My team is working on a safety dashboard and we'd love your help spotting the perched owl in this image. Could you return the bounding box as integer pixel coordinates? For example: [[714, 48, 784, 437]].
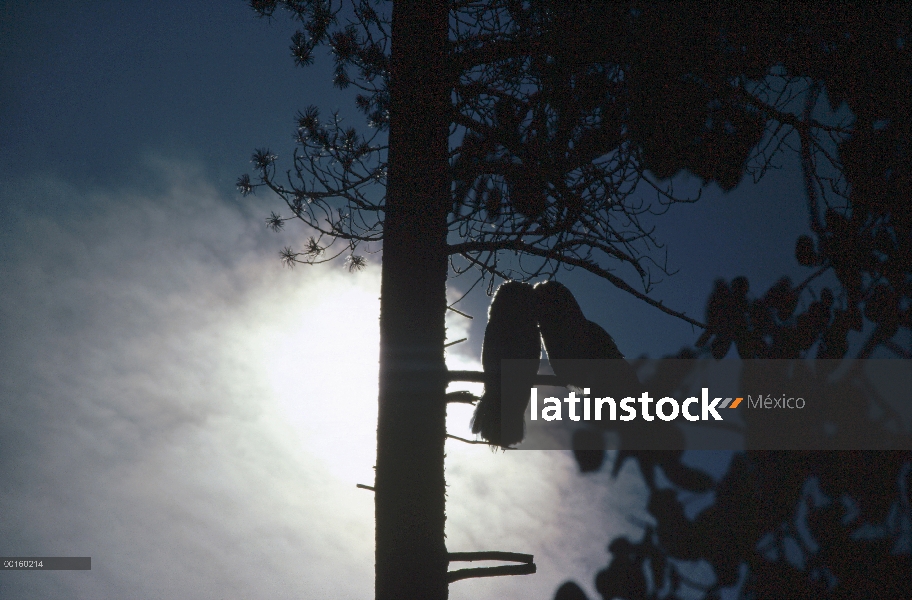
[[471, 281, 541, 448], [534, 280, 638, 396], [535, 280, 642, 473]]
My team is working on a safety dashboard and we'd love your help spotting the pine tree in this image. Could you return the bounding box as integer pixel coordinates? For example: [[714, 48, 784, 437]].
[[239, 3, 909, 598]]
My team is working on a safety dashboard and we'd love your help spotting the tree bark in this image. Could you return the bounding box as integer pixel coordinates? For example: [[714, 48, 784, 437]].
[[375, 1, 451, 599]]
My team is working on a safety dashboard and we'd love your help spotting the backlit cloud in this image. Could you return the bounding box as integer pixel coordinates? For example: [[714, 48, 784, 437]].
[[0, 158, 642, 599]]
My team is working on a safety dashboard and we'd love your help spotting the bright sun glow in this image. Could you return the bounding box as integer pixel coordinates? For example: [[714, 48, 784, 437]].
[[245, 270, 494, 486], [251, 271, 382, 487]]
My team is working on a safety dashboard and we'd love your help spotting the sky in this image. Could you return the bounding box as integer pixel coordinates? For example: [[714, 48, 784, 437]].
[[0, 2, 827, 599]]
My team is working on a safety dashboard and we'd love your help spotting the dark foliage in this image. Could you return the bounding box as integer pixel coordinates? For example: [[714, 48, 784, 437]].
[[547, 3, 910, 599], [243, 2, 909, 598]]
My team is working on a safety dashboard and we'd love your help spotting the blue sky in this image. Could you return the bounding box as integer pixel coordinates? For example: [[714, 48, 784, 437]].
[[1, 2, 827, 598]]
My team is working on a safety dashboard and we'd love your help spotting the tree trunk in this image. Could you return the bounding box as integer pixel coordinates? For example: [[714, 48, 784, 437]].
[[375, 2, 451, 599]]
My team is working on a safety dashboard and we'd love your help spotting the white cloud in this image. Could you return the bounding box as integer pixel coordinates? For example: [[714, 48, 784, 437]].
[[0, 159, 645, 599]]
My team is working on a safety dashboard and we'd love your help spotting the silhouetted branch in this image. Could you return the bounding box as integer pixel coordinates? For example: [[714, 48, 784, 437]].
[[445, 391, 479, 404], [448, 551, 533, 564], [884, 340, 912, 360], [452, 240, 706, 328], [794, 265, 829, 294], [445, 433, 512, 448], [446, 305, 473, 319], [446, 563, 536, 583]]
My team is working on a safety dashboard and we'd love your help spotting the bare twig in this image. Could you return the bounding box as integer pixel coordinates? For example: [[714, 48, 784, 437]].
[[447, 306, 474, 319], [446, 433, 512, 448]]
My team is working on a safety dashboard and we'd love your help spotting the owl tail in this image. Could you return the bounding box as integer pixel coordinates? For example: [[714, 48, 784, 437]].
[[471, 382, 526, 449]]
